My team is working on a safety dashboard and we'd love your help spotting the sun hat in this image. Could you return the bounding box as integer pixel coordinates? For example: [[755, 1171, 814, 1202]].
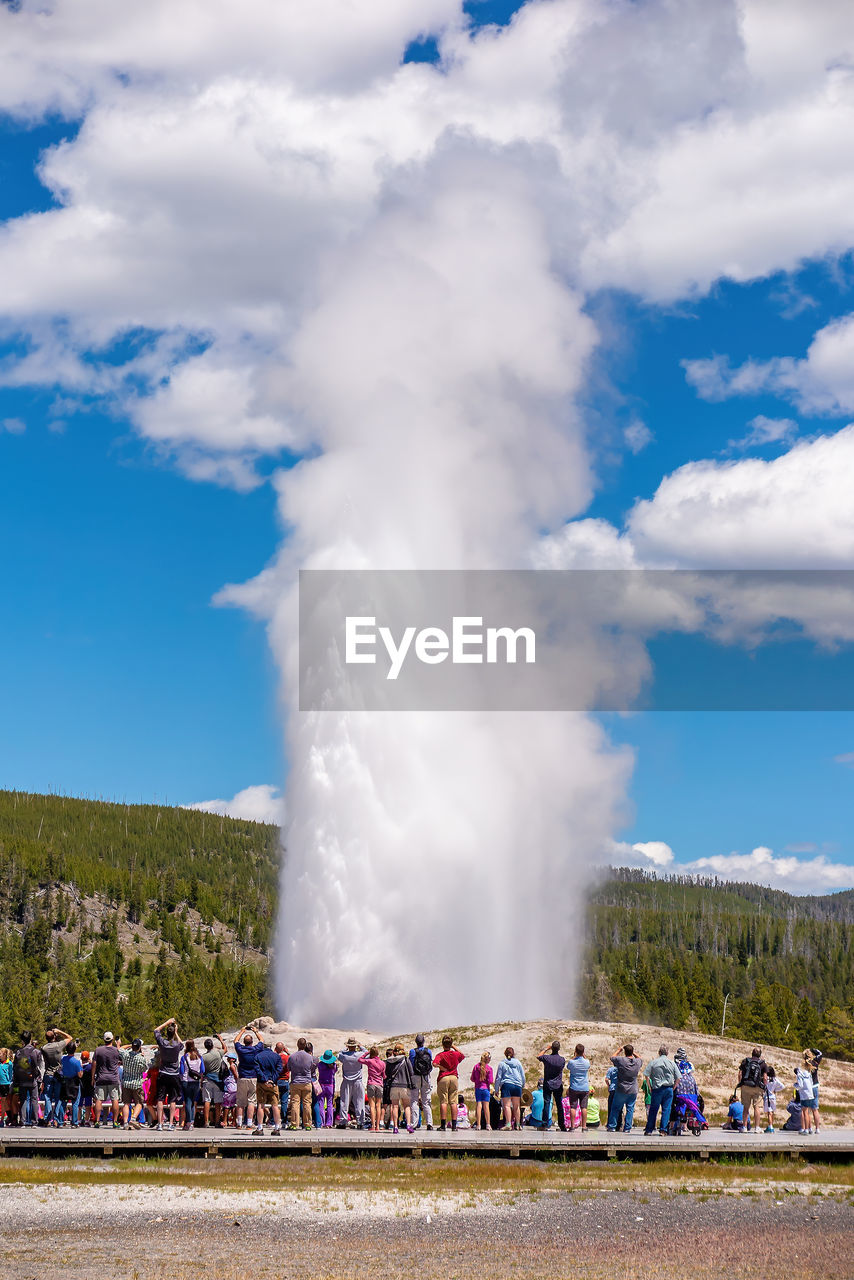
[[320, 1049, 337, 1065], [346, 1037, 358, 1048]]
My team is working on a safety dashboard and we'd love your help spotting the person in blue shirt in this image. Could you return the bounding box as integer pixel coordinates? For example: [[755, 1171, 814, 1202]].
[[0, 1049, 13, 1128], [725, 1094, 745, 1131], [58, 1040, 83, 1128], [524, 1079, 552, 1127], [253, 1042, 286, 1136], [232, 1025, 268, 1130], [567, 1044, 592, 1133], [494, 1048, 525, 1131], [605, 1064, 620, 1131]]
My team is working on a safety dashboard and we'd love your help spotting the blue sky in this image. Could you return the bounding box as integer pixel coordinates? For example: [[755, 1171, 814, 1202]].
[[2, 0, 854, 894]]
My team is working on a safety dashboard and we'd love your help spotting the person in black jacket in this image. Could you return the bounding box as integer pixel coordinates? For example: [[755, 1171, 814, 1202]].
[[385, 1044, 416, 1134], [12, 1032, 43, 1128]]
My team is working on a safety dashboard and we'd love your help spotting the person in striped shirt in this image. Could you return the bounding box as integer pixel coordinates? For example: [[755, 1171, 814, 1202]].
[[120, 1039, 149, 1130]]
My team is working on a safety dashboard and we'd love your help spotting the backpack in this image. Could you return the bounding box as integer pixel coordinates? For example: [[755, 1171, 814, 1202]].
[[741, 1057, 764, 1088], [412, 1047, 432, 1077], [13, 1046, 38, 1086]]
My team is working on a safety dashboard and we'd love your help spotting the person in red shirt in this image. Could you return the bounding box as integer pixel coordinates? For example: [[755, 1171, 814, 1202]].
[[432, 1036, 465, 1132]]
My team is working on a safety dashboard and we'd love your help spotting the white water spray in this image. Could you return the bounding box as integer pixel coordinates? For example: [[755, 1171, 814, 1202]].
[[236, 144, 633, 1028]]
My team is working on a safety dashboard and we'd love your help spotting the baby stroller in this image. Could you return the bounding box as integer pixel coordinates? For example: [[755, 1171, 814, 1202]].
[[668, 1091, 708, 1136]]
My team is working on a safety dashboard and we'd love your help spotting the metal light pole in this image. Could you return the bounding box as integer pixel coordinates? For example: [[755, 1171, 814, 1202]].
[[721, 992, 730, 1038]]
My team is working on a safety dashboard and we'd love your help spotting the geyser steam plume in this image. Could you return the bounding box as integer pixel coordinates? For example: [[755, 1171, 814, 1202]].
[[227, 143, 631, 1030]]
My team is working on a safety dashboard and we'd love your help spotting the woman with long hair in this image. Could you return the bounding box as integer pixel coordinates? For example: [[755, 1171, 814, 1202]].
[[470, 1052, 493, 1131], [0, 1049, 12, 1127], [494, 1047, 525, 1131], [567, 1043, 591, 1132], [385, 1044, 415, 1134], [762, 1065, 784, 1133], [359, 1045, 386, 1132], [179, 1039, 205, 1130]]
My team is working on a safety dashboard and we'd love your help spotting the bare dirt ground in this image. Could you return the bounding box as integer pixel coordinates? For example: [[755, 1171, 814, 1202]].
[[4, 1159, 853, 1280], [248, 1016, 854, 1127]]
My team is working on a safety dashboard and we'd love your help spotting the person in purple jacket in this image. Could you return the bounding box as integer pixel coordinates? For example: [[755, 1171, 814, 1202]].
[[317, 1050, 339, 1128]]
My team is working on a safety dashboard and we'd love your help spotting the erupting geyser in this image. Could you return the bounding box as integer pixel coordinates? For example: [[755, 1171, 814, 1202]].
[[228, 146, 631, 1028]]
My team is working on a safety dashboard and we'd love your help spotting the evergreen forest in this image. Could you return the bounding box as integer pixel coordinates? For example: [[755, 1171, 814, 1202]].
[[1, 789, 853, 1058]]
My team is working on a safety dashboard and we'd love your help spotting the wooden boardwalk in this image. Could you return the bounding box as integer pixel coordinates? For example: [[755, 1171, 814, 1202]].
[[1, 1126, 853, 1161]]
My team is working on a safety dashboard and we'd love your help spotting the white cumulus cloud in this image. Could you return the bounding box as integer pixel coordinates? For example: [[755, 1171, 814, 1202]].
[[727, 414, 798, 452], [185, 783, 284, 826], [547, 426, 854, 573], [609, 839, 854, 893], [685, 313, 854, 417]]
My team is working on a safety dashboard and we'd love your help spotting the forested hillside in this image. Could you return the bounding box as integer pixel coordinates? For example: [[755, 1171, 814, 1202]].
[[580, 869, 854, 1059], [2, 790, 853, 1059], [0, 789, 278, 1045]]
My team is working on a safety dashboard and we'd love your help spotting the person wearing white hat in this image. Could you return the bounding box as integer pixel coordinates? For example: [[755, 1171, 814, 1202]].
[[92, 1031, 122, 1128], [337, 1037, 366, 1128]]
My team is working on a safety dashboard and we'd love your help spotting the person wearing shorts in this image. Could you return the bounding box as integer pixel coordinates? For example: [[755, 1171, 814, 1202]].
[[92, 1032, 122, 1128], [0, 1048, 13, 1126], [762, 1067, 784, 1132], [385, 1044, 416, 1134], [804, 1049, 823, 1113], [254, 1041, 286, 1135], [470, 1053, 494, 1132], [120, 1039, 148, 1129], [153, 1018, 184, 1130], [156, 1072, 182, 1116], [360, 1046, 387, 1132], [494, 1047, 525, 1131], [256, 1079, 279, 1113], [795, 1065, 819, 1133], [233, 1025, 269, 1130], [736, 1048, 767, 1132], [432, 1036, 465, 1132], [567, 1043, 592, 1133]]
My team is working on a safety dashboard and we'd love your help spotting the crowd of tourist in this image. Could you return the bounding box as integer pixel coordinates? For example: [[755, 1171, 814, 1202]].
[[0, 1026, 825, 1137], [723, 1046, 823, 1135]]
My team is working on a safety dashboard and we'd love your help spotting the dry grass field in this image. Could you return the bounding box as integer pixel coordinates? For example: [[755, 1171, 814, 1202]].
[[5, 1155, 854, 1280]]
